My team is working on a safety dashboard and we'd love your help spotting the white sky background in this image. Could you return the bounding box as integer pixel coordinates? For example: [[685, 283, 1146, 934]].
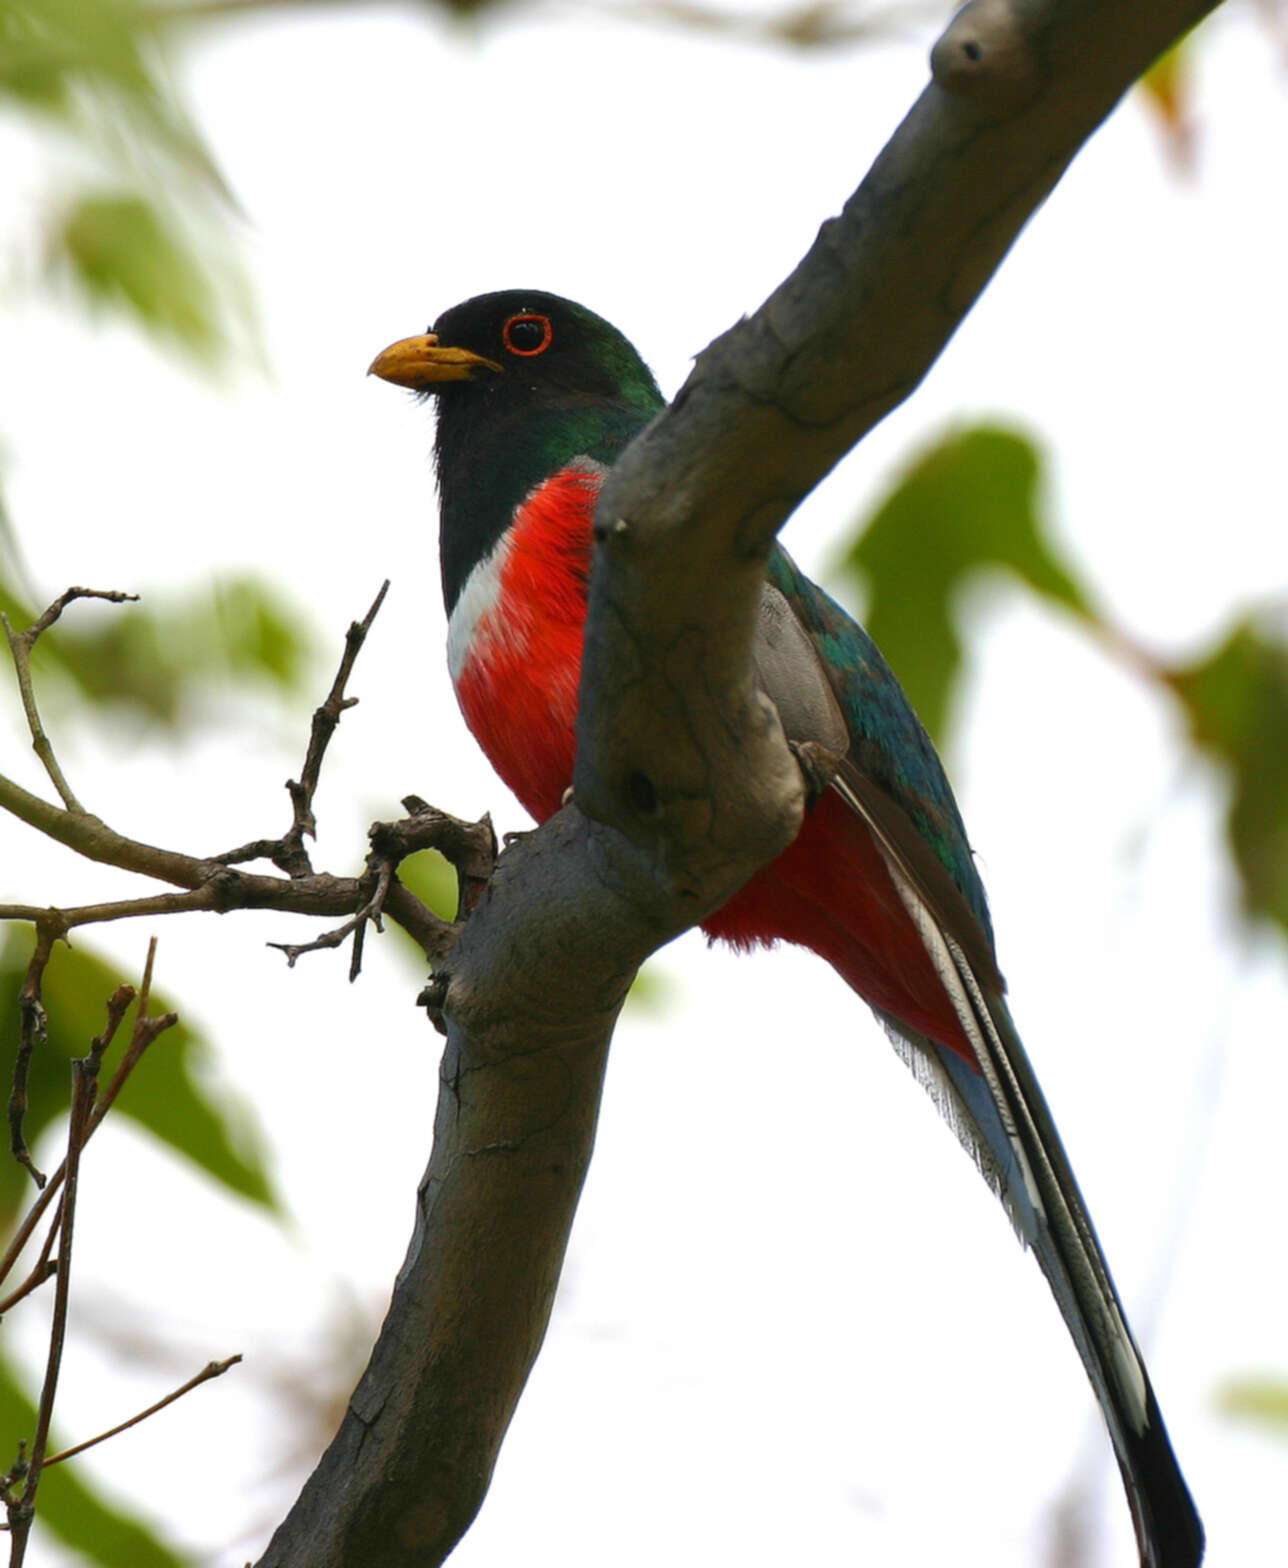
[[1, 3, 1287, 1565]]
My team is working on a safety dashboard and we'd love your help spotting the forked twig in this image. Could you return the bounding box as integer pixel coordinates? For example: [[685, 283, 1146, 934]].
[[267, 797, 497, 983], [216, 581, 390, 878], [0, 587, 461, 976], [8, 926, 59, 1188], [0, 1258, 57, 1317], [7, 1049, 98, 1560], [268, 858, 394, 979], [2, 941, 180, 1556], [1, 943, 173, 1291], [1, 588, 139, 813]]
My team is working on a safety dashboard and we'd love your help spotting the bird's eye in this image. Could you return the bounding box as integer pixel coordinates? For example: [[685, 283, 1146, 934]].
[[502, 313, 553, 357]]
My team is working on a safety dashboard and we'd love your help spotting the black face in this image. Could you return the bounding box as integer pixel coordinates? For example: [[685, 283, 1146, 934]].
[[427, 290, 660, 410], [425, 290, 663, 613]]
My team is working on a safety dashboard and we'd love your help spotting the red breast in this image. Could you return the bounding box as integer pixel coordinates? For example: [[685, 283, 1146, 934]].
[[450, 464, 600, 820]]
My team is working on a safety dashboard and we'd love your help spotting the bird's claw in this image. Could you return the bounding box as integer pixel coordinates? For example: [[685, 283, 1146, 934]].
[[789, 740, 841, 810]]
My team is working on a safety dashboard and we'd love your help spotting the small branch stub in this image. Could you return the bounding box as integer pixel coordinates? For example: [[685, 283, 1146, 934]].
[[930, 0, 1042, 112]]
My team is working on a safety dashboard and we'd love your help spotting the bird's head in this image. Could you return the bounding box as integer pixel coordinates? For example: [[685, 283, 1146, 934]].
[[369, 290, 664, 609], [368, 289, 661, 418]]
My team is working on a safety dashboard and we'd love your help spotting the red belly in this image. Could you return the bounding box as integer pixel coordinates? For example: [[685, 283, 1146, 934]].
[[458, 651, 969, 1059], [451, 467, 972, 1061]]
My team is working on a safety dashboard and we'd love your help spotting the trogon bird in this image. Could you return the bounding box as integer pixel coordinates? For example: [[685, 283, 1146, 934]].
[[369, 289, 1203, 1568]]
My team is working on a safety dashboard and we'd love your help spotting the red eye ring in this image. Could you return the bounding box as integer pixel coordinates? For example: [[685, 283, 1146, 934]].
[[502, 313, 553, 357]]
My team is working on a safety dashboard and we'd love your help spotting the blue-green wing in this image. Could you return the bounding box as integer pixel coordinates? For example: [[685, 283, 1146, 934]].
[[767, 544, 992, 940]]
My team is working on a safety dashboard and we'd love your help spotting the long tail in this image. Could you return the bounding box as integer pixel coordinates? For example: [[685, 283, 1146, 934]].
[[831, 767, 1204, 1568]]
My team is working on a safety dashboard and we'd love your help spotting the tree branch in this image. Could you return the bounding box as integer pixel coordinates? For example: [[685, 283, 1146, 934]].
[[255, 1, 1221, 1563], [0, 584, 461, 969]]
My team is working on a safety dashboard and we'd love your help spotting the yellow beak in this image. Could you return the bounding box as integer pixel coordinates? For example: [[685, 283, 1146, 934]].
[[367, 333, 501, 388]]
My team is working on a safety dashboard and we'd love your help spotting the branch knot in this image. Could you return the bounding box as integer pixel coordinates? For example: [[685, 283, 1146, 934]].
[[931, 0, 1041, 113]]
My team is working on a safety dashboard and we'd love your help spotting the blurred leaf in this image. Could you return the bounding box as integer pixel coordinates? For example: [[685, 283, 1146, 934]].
[[625, 960, 672, 1015], [2, 572, 312, 731], [836, 424, 1094, 743], [1218, 1374, 1288, 1441], [0, 0, 225, 184], [0, 929, 278, 1228], [2, 0, 249, 368], [1167, 613, 1288, 932], [48, 191, 222, 360], [1139, 36, 1196, 172], [214, 577, 311, 690], [0, 1354, 191, 1567], [383, 848, 458, 971], [396, 848, 459, 924], [379, 852, 461, 972], [0, 0, 145, 115]]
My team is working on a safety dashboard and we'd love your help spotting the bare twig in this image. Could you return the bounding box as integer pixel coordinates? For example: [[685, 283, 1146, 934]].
[[132, 937, 158, 1024], [0, 889, 257, 930], [0, 1259, 57, 1318], [0, 948, 173, 1292], [2, 949, 167, 1552], [1, 588, 138, 812], [0, 1440, 28, 1514], [7, 1052, 98, 1562], [0, 589, 457, 972], [267, 859, 394, 977], [2, 1161, 60, 1293], [28, 1191, 63, 1280], [43, 1355, 243, 1468], [216, 581, 390, 878], [7, 926, 59, 1188], [266, 798, 497, 980]]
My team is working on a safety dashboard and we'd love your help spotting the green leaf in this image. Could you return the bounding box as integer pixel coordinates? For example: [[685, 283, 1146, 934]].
[[0, 1353, 191, 1567], [381, 848, 459, 972], [0, 930, 278, 1228], [0, 0, 226, 181], [1218, 1374, 1288, 1441], [213, 577, 313, 691], [2, 0, 251, 369], [0, 0, 144, 114], [1167, 615, 1288, 933], [835, 424, 1094, 744], [395, 849, 460, 924], [49, 192, 222, 361]]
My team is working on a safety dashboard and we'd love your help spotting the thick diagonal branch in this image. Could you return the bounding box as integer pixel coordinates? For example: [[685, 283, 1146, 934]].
[[254, 3, 1220, 1565]]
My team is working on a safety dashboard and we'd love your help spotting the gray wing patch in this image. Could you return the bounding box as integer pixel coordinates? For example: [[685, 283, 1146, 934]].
[[753, 583, 850, 754]]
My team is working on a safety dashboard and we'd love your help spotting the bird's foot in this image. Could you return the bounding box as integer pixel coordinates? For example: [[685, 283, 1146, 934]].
[[789, 740, 842, 810]]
